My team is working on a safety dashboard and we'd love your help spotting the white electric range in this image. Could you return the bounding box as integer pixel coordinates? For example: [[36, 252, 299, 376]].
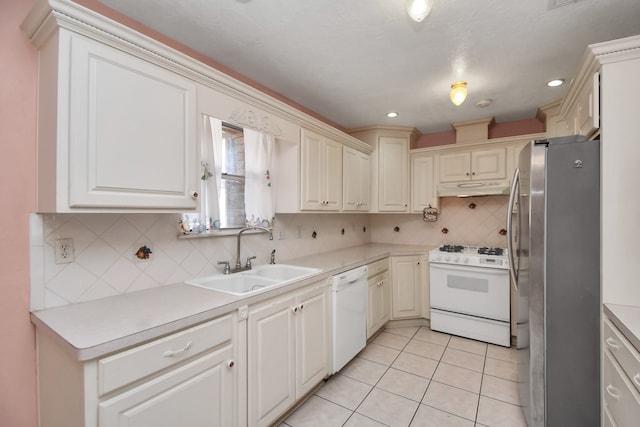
[[429, 245, 511, 347]]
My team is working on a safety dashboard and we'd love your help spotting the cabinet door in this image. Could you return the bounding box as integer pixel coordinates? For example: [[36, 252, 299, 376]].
[[295, 285, 330, 397], [378, 137, 409, 212], [358, 151, 371, 211], [367, 271, 390, 338], [471, 148, 506, 180], [343, 147, 370, 212], [439, 152, 471, 182], [99, 345, 235, 427], [367, 274, 382, 338], [411, 154, 437, 212], [248, 296, 296, 427], [68, 34, 198, 209], [300, 129, 325, 210], [323, 138, 343, 211], [391, 256, 422, 319], [576, 72, 600, 137]]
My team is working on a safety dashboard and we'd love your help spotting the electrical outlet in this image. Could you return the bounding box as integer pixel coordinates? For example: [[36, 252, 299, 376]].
[[277, 228, 286, 240], [54, 238, 74, 264]]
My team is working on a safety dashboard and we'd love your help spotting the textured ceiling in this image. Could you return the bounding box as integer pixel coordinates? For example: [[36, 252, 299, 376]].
[[97, 0, 640, 134]]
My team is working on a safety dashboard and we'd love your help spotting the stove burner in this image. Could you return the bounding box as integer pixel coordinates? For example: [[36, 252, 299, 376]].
[[439, 245, 464, 253], [478, 247, 504, 256]]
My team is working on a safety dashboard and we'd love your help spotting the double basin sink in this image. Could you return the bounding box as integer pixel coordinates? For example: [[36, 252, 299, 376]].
[[185, 264, 322, 296]]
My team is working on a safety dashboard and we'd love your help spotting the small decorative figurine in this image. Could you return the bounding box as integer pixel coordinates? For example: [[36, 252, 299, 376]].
[[135, 245, 152, 260]]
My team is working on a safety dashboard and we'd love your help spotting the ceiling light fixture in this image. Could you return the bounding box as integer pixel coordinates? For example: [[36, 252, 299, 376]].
[[547, 79, 564, 87], [450, 81, 467, 106], [406, 0, 433, 22], [386, 112, 399, 118]]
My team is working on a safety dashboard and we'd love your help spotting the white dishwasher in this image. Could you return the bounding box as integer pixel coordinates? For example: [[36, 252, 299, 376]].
[[332, 265, 368, 373]]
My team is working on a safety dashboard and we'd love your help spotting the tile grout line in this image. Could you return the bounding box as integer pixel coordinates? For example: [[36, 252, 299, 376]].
[[342, 327, 421, 427]]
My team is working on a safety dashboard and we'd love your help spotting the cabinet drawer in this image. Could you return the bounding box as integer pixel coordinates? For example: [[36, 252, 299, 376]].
[[604, 318, 640, 394], [368, 258, 389, 278], [603, 351, 640, 426], [98, 315, 233, 395]]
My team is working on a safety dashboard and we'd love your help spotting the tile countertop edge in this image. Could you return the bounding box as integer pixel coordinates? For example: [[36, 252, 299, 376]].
[[30, 243, 433, 361], [604, 303, 640, 353]]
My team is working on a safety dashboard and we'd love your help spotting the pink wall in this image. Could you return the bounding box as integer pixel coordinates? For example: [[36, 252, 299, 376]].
[[414, 117, 545, 149], [0, 0, 38, 426]]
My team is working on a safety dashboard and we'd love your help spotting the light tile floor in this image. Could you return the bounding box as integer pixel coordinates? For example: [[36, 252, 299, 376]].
[[281, 326, 526, 427]]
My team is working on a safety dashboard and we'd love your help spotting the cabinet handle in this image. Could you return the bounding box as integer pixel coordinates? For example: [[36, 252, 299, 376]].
[[606, 384, 620, 400], [292, 306, 298, 313], [634, 373, 640, 387], [472, 172, 476, 176], [606, 337, 620, 350], [227, 360, 235, 368], [162, 341, 192, 357], [299, 304, 304, 310], [465, 172, 470, 176]]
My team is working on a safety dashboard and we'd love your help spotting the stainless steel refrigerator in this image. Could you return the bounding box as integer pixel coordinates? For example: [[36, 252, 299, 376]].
[[507, 136, 600, 427]]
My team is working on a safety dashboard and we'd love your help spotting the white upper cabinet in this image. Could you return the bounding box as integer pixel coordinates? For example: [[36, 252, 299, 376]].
[[343, 146, 370, 212], [378, 136, 410, 212], [300, 128, 343, 211], [33, 29, 198, 212], [348, 126, 416, 213], [560, 68, 601, 138], [438, 148, 506, 183], [410, 153, 437, 212], [23, 1, 373, 214]]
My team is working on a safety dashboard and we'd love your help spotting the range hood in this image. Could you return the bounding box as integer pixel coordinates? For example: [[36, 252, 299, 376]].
[[437, 180, 511, 197]]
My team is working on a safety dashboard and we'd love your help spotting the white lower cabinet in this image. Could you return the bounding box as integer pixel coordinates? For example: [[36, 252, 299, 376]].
[[390, 256, 426, 319], [36, 314, 244, 427], [98, 345, 234, 426], [367, 258, 390, 338], [603, 317, 640, 426], [248, 281, 331, 427]]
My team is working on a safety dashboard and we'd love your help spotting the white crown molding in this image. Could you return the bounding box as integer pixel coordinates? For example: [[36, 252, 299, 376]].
[[560, 34, 640, 117]]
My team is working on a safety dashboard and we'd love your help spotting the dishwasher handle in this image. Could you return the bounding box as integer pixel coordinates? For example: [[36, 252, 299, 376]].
[[332, 266, 368, 292], [334, 266, 368, 283]]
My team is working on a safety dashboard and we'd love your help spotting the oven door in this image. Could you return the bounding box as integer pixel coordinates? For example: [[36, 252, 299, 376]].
[[430, 263, 510, 321]]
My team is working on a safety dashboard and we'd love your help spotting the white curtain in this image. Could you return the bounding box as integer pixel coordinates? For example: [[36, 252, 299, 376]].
[[181, 116, 222, 233], [243, 128, 275, 227]]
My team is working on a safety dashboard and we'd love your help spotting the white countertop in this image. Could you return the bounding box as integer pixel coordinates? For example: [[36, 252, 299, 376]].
[[32, 243, 431, 361], [604, 303, 640, 352]]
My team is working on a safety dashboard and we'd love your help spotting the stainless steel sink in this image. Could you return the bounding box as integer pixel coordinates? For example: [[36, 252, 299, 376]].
[[185, 264, 321, 296]]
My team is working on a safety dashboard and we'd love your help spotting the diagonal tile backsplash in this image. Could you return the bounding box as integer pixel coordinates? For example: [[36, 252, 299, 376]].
[[30, 212, 372, 309], [370, 196, 509, 248], [30, 196, 509, 310]]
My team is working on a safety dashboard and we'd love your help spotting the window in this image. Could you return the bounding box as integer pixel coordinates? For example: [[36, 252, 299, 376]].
[[180, 116, 275, 236]]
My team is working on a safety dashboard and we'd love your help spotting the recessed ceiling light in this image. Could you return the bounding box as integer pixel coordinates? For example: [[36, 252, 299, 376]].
[[386, 112, 399, 118], [547, 79, 564, 87]]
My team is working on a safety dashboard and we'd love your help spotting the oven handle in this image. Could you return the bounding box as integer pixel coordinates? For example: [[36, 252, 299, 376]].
[[430, 262, 509, 276], [506, 167, 519, 292]]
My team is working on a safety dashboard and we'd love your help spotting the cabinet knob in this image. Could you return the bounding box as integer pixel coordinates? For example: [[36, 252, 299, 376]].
[[227, 360, 235, 368], [299, 304, 304, 310], [191, 191, 199, 199], [292, 306, 298, 313]]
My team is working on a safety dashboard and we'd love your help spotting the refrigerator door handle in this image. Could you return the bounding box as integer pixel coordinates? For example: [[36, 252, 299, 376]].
[[507, 167, 519, 292]]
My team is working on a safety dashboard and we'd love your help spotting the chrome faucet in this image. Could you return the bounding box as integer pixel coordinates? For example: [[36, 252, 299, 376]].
[[233, 226, 273, 272]]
